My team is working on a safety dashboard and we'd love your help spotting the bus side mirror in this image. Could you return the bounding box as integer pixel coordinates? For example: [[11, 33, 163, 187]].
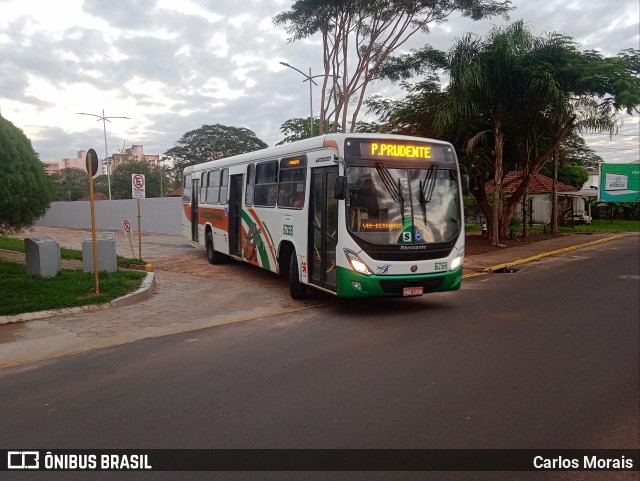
[[334, 176, 347, 200], [462, 174, 470, 195], [460, 166, 471, 195]]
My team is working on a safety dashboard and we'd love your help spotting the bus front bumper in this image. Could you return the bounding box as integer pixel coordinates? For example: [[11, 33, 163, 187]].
[[335, 266, 463, 298]]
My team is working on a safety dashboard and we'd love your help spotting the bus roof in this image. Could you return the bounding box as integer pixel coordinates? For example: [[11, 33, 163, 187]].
[[182, 133, 453, 174]]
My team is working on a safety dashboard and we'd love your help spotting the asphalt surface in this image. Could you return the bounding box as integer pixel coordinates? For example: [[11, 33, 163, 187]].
[[0, 231, 637, 481], [0, 226, 635, 369]]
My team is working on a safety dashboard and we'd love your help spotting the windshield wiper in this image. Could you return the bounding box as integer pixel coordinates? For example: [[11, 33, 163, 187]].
[[375, 162, 416, 242], [375, 161, 404, 211], [419, 165, 438, 226]]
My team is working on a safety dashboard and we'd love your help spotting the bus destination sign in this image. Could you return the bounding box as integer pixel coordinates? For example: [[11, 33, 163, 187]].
[[281, 156, 307, 168], [345, 138, 454, 162], [370, 143, 431, 159]]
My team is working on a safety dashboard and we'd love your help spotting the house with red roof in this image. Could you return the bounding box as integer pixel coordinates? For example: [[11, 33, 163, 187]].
[[485, 171, 592, 225]]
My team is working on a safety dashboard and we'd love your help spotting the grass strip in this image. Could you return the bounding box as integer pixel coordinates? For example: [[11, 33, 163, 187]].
[[466, 219, 639, 233], [0, 260, 146, 316]]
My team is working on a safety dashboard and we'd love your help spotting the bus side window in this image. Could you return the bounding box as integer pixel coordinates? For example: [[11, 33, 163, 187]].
[[207, 170, 220, 204], [200, 172, 207, 203], [278, 156, 307, 209], [183, 175, 192, 202], [219, 169, 229, 204], [245, 164, 255, 206], [254, 161, 278, 207]]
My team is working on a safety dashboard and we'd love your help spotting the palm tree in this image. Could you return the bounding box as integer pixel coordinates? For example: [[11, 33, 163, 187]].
[[436, 21, 568, 246], [437, 24, 639, 243]]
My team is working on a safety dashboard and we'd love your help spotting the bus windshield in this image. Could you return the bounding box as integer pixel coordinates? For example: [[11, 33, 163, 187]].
[[346, 165, 461, 245]]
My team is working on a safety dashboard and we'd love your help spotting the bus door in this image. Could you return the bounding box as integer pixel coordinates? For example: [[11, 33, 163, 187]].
[[229, 174, 244, 256], [309, 166, 338, 291], [191, 178, 199, 242]]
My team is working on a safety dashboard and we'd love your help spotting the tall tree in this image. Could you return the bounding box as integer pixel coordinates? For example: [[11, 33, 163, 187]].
[[366, 75, 448, 138], [273, 0, 512, 134], [0, 114, 54, 234], [164, 124, 268, 182], [495, 46, 639, 238], [436, 22, 558, 245]]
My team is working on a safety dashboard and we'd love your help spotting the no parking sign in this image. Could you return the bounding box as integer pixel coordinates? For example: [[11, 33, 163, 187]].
[[122, 218, 136, 257], [132, 173, 145, 198], [122, 219, 132, 237]]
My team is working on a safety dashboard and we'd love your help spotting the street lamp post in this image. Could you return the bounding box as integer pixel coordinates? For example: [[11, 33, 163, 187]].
[[280, 62, 340, 137], [76, 109, 130, 200], [280, 62, 318, 137]]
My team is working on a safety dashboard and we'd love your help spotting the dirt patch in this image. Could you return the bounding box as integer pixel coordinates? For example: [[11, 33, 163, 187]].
[[464, 231, 566, 256]]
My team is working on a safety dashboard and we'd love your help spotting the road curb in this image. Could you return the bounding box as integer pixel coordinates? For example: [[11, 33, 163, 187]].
[[109, 271, 156, 307], [0, 272, 156, 325], [462, 234, 624, 279]]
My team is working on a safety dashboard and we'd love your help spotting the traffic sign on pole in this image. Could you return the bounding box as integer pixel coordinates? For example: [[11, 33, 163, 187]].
[[132, 173, 146, 198], [122, 219, 132, 237], [122, 218, 135, 257], [86, 148, 99, 177]]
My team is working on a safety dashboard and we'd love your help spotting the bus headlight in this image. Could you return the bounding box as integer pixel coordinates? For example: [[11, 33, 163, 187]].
[[450, 255, 462, 270], [344, 249, 372, 276]]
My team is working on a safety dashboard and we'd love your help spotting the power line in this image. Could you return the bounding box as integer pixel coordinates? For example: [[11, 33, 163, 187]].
[[587, 146, 640, 151], [583, 133, 639, 137]]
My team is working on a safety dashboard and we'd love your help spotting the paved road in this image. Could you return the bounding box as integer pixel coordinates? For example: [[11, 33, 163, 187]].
[[0, 227, 629, 367], [0, 236, 638, 480]]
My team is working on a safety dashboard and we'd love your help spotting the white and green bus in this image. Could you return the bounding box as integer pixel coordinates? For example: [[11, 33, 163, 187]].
[[181, 133, 466, 299]]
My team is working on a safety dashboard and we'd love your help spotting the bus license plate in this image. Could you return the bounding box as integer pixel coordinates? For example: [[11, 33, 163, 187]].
[[403, 286, 423, 297]]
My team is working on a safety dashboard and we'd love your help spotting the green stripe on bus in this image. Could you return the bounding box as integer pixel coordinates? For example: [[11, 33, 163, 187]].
[[260, 222, 275, 270], [262, 223, 275, 254], [402, 217, 413, 242], [241, 209, 271, 270], [240, 209, 253, 226], [256, 236, 270, 269]]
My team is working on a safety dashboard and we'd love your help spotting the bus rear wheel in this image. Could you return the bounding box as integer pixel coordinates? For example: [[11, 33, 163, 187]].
[[289, 251, 307, 299]]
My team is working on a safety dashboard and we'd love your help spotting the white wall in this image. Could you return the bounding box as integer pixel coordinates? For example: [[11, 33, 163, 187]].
[[585, 172, 599, 190], [36, 197, 182, 234], [530, 195, 551, 224]]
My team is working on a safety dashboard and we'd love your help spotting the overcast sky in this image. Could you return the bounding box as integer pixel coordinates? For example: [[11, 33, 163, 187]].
[[1, 0, 638, 165]]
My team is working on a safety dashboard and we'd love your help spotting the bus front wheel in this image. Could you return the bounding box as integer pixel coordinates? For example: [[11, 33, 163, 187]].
[[289, 252, 307, 299]]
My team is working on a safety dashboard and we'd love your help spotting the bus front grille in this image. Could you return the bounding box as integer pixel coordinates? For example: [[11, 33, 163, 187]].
[[378, 277, 445, 295]]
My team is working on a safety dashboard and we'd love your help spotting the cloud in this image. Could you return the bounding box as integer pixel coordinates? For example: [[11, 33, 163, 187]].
[[0, 0, 637, 163], [81, 0, 160, 30]]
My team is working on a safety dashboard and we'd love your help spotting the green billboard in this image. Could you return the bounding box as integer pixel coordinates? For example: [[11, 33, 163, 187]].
[[599, 162, 640, 203]]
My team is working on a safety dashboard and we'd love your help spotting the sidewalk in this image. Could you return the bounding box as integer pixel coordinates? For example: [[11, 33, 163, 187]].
[[461, 231, 627, 276], [0, 226, 631, 368]]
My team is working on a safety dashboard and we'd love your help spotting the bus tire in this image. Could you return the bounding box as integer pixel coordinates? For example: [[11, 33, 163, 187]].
[[206, 231, 225, 265], [289, 252, 307, 299]]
